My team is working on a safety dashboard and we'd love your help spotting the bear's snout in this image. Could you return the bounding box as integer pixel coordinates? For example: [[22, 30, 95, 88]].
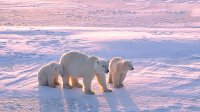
[[106, 69, 109, 73]]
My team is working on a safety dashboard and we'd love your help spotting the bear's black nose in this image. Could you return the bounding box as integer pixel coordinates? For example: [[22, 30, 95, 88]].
[[131, 67, 134, 70], [106, 69, 109, 73]]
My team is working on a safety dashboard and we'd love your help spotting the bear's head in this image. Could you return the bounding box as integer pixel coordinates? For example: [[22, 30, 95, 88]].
[[95, 59, 109, 74], [52, 62, 64, 76], [124, 61, 134, 71]]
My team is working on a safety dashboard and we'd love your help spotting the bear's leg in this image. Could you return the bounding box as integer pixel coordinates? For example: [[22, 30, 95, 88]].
[[48, 75, 56, 88], [41, 83, 48, 86], [119, 73, 127, 87], [39, 81, 48, 86], [108, 71, 113, 83], [38, 79, 48, 86], [83, 76, 94, 95], [62, 75, 73, 89], [71, 76, 82, 88], [54, 75, 60, 85], [112, 72, 121, 88], [38, 73, 48, 86], [96, 73, 112, 92]]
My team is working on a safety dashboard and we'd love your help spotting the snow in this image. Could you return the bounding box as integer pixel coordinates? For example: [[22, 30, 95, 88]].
[[0, 0, 200, 111], [0, 26, 200, 112]]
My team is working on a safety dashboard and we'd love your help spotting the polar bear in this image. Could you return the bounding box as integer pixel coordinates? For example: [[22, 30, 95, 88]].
[[38, 62, 63, 88], [108, 57, 134, 88], [60, 51, 112, 94]]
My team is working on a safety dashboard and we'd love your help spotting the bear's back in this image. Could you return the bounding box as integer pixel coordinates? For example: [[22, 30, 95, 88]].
[[60, 51, 88, 64], [61, 51, 93, 76], [109, 57, 123, 68]]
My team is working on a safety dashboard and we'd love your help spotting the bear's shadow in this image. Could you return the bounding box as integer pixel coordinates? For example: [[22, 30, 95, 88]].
[[62, 87, 100, 112], [38, 86, 65, 112], [104, 87, 139, 112], [38, 85, 138, 111]]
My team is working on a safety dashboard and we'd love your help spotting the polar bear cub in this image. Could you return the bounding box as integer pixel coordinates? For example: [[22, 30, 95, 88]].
[[60, 51, 112, 94], [108, 57, 134, 88], [38, 62, 63, 88]]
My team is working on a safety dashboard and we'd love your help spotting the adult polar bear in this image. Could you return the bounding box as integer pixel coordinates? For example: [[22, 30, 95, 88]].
[[60, 51, 112, 94]]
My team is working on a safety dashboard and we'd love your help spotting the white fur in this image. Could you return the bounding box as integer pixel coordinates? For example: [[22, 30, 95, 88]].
[[60, 51, 112, 94], [38, 62, 63, 88], [108, 57, 134, 88]]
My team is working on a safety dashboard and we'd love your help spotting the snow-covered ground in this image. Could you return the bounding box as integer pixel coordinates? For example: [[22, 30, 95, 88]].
[[0, 26, 200, 112], [0, 0, 200, 27], [1, 0, 200, 112]]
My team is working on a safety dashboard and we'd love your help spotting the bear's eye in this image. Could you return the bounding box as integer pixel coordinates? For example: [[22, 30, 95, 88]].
[[103, 65, 106, 68]]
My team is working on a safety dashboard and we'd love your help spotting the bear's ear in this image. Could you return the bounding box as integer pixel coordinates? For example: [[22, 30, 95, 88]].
[[123, 61, 126, 65]]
